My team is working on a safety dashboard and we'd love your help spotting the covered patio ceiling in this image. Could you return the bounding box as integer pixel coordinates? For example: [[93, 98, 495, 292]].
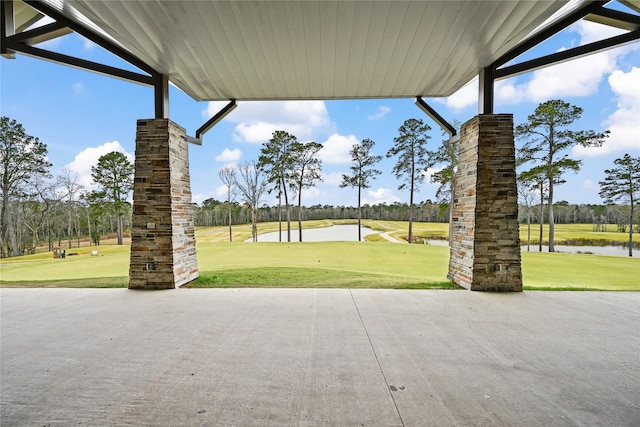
[[4, 0, 639, 124], [9, 0, 575, 101]]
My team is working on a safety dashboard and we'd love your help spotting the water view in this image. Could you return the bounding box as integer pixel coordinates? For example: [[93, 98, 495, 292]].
[[249, 224, 633, 257], [247, 224, 376, 242], [520, 244, 632, 257]]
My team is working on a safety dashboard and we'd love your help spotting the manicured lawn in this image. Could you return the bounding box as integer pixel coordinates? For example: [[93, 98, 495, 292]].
[[521, 251, 640, 291], [1, 222, 638, 290], [519, 223, 636, 246]]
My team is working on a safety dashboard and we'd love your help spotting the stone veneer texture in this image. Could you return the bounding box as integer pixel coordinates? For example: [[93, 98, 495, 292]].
[[129, 119, 199, 289], [448, 115, 522, 291]]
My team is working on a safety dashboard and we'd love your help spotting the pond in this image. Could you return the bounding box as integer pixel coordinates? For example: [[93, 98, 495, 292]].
[[519, 244, 632, 257], [246, 224, 376, 242], [408, 240, 633, 257], [247, 225, 633, 257], [424, 240, 632, 257]]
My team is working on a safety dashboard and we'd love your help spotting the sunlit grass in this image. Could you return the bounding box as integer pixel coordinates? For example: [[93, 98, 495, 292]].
[[521, 251, 639, 291], [518, 223, 636, 246], [188, 267, 455, 289], [1, 221, 638, 290]]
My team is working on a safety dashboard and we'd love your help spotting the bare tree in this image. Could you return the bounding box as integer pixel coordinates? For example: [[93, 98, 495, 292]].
[[517, 175, 537, 252], [60, 167, 84, 248], [0, 117, 52, 257], [235, 161, 268, 242], [19, 174, 63, 254], [218, 166, 238, 242]]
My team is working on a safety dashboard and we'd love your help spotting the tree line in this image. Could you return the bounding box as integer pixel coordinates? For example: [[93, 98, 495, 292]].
[[0, 117, 133, 257], [196, 198, 633, 228], [2, 98, 638, 257], [220, 118, 455, 243]]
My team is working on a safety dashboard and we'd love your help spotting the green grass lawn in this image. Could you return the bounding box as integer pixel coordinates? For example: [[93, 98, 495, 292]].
[[1, 222, 638, 290], [521, 251, 640, 291]]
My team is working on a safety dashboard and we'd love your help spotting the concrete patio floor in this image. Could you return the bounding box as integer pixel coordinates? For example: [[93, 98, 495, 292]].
[[1, 288, 638, 426]]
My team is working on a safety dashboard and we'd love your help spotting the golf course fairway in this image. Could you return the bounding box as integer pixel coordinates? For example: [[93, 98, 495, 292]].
[[1, 240, 638, 290]]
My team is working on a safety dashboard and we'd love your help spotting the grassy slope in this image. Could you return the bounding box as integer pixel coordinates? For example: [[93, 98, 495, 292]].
[[1, 222, 638, 290]]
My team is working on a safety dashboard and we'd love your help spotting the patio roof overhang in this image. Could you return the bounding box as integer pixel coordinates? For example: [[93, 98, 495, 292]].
[[2, 0, 639, 135]]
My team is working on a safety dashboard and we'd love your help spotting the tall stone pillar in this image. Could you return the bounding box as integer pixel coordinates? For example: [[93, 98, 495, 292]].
[[448, 115, 522, 291], [129, 119, 199, 289]]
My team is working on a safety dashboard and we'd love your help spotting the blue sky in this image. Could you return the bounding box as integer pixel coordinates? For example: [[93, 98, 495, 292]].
[[1, 13, 639, 208]]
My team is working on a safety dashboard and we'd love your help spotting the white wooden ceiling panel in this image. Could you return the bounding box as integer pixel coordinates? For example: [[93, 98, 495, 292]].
[[52, 0, 569, 101]]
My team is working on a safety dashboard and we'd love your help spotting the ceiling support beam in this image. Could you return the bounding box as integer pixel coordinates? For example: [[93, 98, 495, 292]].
[[6, 20, 71, 45], [23, 0, 156, 76], [154, 73, 169, 119], [2, 41, 154, 85], [1, 0, 15, 57], [492, 1, 605, 70], [186, 99, 237, 145], [495, 28, 640, 80], [620, 0, 640, 14], [584, 7, 640, 31], [2, 1, 154, 85], [480, 1, 640, 114], [4, 1, 162, 114], [415, 96, 456, 136], [478, 66, 494, 115]]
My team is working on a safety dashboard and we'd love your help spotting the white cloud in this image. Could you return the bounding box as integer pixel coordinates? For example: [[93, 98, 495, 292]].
[[214, 148, 242, 164], [498, 21, 636, 105], [423, 165, 444, 183], [582, 179, 599, 190], [301, 187, 322, 201], [323, 172, 345, 186], [524, 49, 618, 102], [192, 193, 206, 205], [574, 67, 640, 157], [73, 83, 84, 94], [204, 100, 333, 144], [213, 184, 228, 199], [368, 106, 391, 120], [576, 20, 627, 44], [362, 187, 400, 205], [495, 80, 525, 105], [444, 77, 478, 111], [319, 133, 358, 164], [65, 141, 133, 189]]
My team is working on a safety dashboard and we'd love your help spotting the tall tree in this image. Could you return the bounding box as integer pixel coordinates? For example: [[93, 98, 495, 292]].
[[60, 167, 84, 249], [218, 166, 237, 242], [517, 174, 537, 252], [386, 118, 432, 243], [599, 154, 640, 257], [430, 126, 459, 244], [340, 138, 382, 241], [517, 99, 609, 252], [85, 190, 108, 246], [90, 151, 134, 245], [0, 116, 52, 257], [518, 170, 547, 252], [20, 174, 63, 254], [258, 131, 296, 242], [290, 141, 323, 242], [235, 161, 268, 242]]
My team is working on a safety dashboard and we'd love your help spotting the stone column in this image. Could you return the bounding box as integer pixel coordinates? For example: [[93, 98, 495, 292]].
[[448, 115, 522, 291], [129, 119, 199, 289]]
